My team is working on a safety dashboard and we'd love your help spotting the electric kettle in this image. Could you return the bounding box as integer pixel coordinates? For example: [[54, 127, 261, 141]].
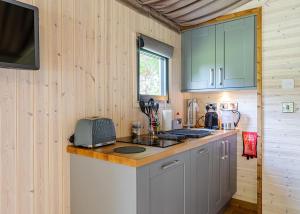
[[221, 110, 241, 130]]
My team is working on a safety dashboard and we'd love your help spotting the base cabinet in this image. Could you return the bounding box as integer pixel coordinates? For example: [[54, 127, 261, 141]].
[[190, 144, 211, 214], [149, 154, 188, 214], [138, 134, 237, 214], [211, 135, 238, 214], [70, 134, 237, 214], [137, 152, 191, 214], [211, 140, 224, 213], [229, 135, 238, 196]]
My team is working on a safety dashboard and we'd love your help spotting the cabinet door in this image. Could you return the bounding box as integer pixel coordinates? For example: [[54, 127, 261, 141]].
[[181, 31, 192, 91], [221, 139, 231, 205], [220, 136, 238, 207], [229, 135, 237, 196], [211, 140, 223, 213], [148, 153, 189, 214], [190, 25, 216, 90], [216, 16, 256, 88], [191, 144, 211, 214]]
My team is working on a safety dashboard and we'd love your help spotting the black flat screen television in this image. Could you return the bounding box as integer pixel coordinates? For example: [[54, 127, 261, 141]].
[[0, 0, 39, 70]]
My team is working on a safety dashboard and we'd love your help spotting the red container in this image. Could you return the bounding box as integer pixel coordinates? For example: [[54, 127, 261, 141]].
[[242, 132, 258, 159]]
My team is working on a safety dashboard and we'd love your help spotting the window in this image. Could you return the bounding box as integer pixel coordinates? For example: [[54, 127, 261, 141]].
[[138, 49, 168, 99], [137, 34, 173, 101]]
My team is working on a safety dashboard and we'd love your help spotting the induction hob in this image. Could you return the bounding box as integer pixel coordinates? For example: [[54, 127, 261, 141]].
[[116, 129, 212, 148], [116, 135, 184, 148]]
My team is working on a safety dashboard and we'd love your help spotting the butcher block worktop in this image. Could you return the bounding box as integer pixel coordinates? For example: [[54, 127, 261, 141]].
[[67, 130, 238, 167]]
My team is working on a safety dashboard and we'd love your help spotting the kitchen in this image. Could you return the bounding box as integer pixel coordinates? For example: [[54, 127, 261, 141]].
[[0, 0, 299, 214]]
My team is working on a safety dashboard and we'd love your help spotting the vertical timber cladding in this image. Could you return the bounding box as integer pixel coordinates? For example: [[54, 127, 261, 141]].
[[233, 0, 300, 213], [0, 0, 182, 214]]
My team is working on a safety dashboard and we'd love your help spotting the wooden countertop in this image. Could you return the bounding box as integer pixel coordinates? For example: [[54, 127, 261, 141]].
[[67, 130, 238, 167]]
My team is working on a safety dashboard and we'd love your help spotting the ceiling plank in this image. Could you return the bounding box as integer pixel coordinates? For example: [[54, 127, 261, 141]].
[[117, 0, 181, 33]]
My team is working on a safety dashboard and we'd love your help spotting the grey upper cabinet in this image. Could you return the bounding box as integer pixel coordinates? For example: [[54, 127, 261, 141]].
[[181, 15, 256, 92], [191, 26, 216, 90], [190, 144, 211, 214], [181, 26, 216, 90], [216, 16, 256, 88], [181, 31, 192, 91]]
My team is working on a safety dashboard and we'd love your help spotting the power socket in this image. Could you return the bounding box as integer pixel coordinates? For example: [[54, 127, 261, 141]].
[[282, 102, 294, 113], [220, 102, 238, 111]]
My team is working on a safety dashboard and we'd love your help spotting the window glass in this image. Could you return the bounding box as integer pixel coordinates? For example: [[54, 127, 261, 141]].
[[138, 49, 168, 98]]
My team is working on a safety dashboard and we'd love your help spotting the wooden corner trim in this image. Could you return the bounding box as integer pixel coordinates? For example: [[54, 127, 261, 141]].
[[180, 7, 262, 31]]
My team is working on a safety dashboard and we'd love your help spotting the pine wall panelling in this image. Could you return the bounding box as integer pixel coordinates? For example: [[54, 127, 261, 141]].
[[232, 0, 300, 213], [5, 0, 300, 213], [0, 0, 182, 214]]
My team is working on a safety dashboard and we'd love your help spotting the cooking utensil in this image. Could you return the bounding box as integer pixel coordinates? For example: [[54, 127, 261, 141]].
[[154, 102, 159, 114], [148, 98, 155, 108], [139, 98, 160, 134], [139, 100, 149, 117]]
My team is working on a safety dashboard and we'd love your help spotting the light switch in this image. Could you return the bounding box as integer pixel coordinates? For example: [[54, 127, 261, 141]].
[[282, 102, 294, 113], [281, 79, 294, 89]]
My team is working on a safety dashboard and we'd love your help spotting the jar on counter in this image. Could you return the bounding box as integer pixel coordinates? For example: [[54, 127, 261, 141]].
[[132, 121, 142, 137]]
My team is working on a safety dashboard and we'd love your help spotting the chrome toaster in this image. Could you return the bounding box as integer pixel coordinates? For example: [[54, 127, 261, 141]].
[[73, 117, 116, 148]]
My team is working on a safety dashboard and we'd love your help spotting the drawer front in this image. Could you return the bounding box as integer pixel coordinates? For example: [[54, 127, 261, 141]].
[[149, 152, 187, 178], [191, 143, 210, 155]]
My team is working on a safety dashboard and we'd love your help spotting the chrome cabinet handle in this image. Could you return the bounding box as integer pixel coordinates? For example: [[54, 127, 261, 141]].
[[219, 68, 223, 86], [161, 160, 180, 170], [221, 141, 226, 160], [209, 68, 214, 86], [225, 140, 229, 159], [197, 148, 208, 154]]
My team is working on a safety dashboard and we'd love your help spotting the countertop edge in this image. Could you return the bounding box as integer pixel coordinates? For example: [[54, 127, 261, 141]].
[[67, 130, 239, 168], [67, 146, 139, 167]]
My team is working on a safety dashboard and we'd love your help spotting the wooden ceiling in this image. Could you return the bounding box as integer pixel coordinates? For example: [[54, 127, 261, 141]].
[[119, 0, 251, 32]]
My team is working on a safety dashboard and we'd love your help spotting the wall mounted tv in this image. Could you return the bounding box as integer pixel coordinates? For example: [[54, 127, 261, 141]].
[[0, 0, 39, 70]]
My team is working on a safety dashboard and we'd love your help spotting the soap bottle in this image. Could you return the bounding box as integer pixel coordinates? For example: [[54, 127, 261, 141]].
[[172, 112, 183, 130]]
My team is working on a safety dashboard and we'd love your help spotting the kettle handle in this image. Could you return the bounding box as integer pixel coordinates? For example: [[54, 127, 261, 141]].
[[232, 110, 241, 127]]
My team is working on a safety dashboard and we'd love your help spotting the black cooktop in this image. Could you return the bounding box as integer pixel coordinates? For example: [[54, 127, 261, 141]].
[[161, 129, 212, 138], [117, 129, 212, 148], [117, 135, 184, 148]]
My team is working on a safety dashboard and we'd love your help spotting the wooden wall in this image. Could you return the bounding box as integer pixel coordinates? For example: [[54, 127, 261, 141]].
[[2, 0, 299, 213], [189, 91, 258, 203], [0, 0, 182, 214], [232, 0, 300, 213]]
